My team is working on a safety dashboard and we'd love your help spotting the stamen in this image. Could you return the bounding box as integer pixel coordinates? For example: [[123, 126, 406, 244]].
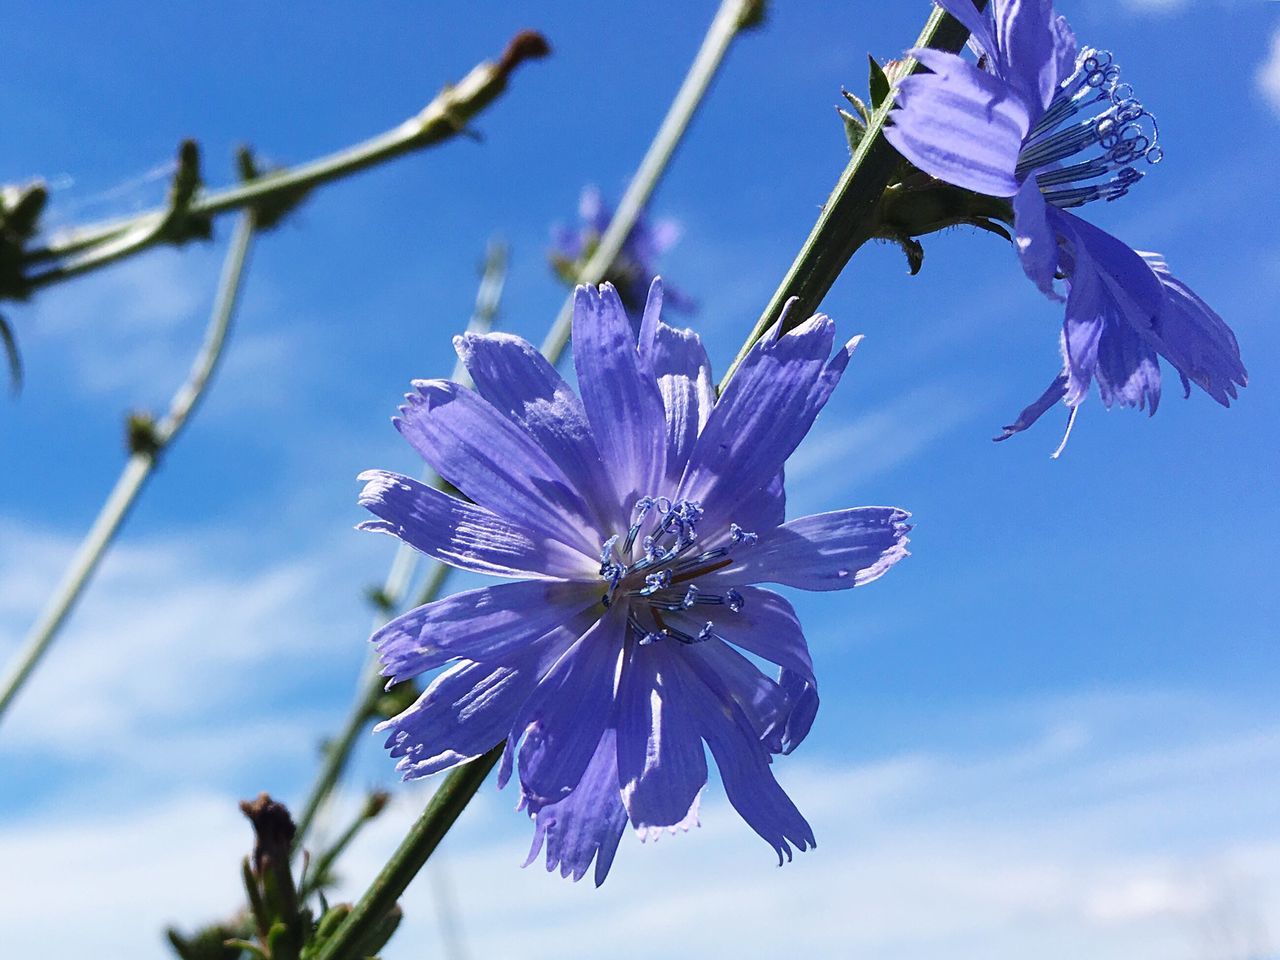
[[1017, 47, 1161, 210], [697, 622, 716, 643], [726, 588, 745, 613], [641, 569, 672, 595], [729, 523, 758, 546]]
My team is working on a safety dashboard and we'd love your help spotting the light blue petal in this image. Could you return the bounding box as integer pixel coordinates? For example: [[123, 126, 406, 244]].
[[395, 380, 598, 555], [617, 643, 707, 836], [572, 283, 668, 509], [884, 47, 1030, 198], [1143, 254, 1247, 407], [681, 646, 815, 863], [372, 580, 595, 685], [356, 470, 592, 580], [1013, 178, 1062, 299], [453, 331, 620, 531], [679, 315, 837, 533], [712, 507, 912, 592], [523, 727, 629, 886], [513, 606, 625, 806]]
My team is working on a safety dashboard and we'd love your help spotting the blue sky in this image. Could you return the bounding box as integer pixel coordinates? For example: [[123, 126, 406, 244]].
[[2, 1, 1278, 957]]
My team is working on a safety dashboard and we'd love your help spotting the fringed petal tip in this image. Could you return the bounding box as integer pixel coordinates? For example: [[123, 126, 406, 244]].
[[853, 508, 913, 587], [635, 790, 703, 843]]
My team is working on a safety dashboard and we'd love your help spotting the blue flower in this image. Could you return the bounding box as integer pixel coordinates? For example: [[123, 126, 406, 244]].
[[358, 279, 910, 884], [551, 186, 696, 319], [884, 0, 1246, 450]]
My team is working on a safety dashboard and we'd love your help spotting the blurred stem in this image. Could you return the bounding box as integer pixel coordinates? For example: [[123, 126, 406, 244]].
[[310, 746, 502, 960], [719, 1, 986, 390], [292, 242, 506, 847], [19, 32, 548, 292], [537, 0, 763, 359], [0, 213, 257, 725]]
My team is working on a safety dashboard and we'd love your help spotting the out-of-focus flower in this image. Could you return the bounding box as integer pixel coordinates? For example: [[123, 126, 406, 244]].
[[884, 0, 1246, 451], [358, 279, 909, 884], [550, 186, 696, 318]]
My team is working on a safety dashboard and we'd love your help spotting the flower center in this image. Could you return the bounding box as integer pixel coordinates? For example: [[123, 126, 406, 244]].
[[1016, 48, 1162, 209], [597, 496, 753, 646]]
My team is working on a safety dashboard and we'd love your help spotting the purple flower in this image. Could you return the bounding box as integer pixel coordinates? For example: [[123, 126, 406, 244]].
[[358, 279, 910, 884], [551, 186, 696, 319], [884, 0, 1246, 449]]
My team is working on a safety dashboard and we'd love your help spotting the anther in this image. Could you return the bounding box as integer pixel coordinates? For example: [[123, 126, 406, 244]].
[[726, 588, 745, 613]]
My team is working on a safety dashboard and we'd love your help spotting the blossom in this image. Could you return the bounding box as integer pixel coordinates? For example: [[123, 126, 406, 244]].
[[358, 278, 910, 884], [551, 186, 696, 319], [884, 0, 1246, 450]]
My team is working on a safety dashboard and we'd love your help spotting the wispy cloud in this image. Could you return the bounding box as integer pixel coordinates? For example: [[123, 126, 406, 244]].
[[3, 689, 1277, 960], [1259, 27, 1280, 115]]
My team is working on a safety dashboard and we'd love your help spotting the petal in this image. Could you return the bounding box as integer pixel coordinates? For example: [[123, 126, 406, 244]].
[[1052, 210, 1165, 407], [523, 727, 629, 885], [681, 646, 815, 863], [1050, 14, 1079, 85], [356, 470, 592, 580], [1013, 178, 1062, 300], [734, 470, 786, 533], [637, 282, 716, 485], [680, 316, 839, 532], [714, 507, 912, 592], [994, 0, 1060, 112], [617, 643, 708, 837], [884, 47, 1031, 198], [513, 606, 625, 806], [573, 284, 668, 507], [453, 332, 619, 531], [1142, 254, 1247, 407], [1094, 308, 1162, 414], [777, 669, 820, 755], [936, 0, 998, 60], [691, 587, 816, 687], [372, 580, 596, 685], [993, 371, 1068, 441], [675, 638, 792, 755], [395, 380, 598, 555], [376, 630, 573, 780]]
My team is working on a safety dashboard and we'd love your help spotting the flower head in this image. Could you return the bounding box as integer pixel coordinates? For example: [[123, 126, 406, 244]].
[[551, 186, 696, 319], [358, 279, 909, 884], [884, 0, 1246, 449]]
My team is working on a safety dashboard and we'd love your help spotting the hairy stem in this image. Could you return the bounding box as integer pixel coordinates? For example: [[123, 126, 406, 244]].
[[19, 32, 548, 292], [0, 213, 257, 724], [719, 1, 985, 390]]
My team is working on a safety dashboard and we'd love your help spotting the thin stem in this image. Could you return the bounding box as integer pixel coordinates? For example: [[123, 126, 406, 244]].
[[538, 0, 763, 360], [291, 242, 507, 847], [20, 32, 548, 291], [0, 214, 257, 724], [311, 746, 502, 960], [718, 2, 984, 391]]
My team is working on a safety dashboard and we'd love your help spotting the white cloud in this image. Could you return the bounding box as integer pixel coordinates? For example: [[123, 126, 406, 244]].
[[4, 690, 1277, 960], [1259, 27, 1280, 115], [787, 383, 982, 503], [0, 519, 372, 783]]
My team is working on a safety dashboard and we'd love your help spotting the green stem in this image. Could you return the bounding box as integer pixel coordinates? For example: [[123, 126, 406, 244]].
[[0, 213, 257, 725], [19, 32, 547, 291], [538, 0, 763, 359], [719, 2, 984, 390], [310, 745, 502, 960]]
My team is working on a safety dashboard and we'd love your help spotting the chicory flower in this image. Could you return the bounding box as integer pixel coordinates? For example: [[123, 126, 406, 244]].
[[884, 0, 1246, 450], [358, 279, 909, 884]]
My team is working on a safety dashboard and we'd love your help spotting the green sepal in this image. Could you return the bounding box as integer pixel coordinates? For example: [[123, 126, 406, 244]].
[[868, 54, 891, 109]]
